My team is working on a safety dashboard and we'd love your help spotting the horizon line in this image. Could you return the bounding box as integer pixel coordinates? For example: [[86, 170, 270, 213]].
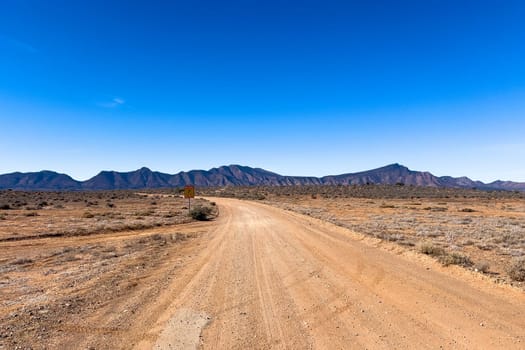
[[0, 163, 521, 185]]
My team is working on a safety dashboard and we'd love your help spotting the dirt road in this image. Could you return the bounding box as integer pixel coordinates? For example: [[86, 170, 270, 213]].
[[134, 198, 525, 349]]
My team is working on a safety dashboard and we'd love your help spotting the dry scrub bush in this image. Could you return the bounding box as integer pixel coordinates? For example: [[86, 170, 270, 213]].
[[475, 261, 490, 273], [419, 243, 472, 267], [438, 252, 473, 267], [190, 206, 213, 221], [419, 243, 445, 257], [508, 259, 525, 281]]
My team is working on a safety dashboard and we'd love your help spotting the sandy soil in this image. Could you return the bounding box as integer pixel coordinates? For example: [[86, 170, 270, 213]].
[[259, 195, 525, 287], [2, 197, 525, 349], [140, 198, 525, 349]]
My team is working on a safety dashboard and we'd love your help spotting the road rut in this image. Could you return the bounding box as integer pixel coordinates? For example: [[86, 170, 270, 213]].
[[138, 198, 525, 349]]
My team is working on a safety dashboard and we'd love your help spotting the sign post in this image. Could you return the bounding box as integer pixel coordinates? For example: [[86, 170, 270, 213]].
[[184, 185, 195, 213]]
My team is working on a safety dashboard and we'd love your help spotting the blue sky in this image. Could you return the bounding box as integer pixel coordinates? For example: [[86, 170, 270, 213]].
[[1, 0, 524, 182]]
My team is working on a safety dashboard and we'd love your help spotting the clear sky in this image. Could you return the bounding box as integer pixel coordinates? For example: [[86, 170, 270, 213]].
[[1, 0, 524, 182]]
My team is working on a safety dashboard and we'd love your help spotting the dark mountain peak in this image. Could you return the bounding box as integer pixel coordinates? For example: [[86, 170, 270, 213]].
[[214, 164, 241, 172], [211, 165, 280, 177], [385, 162, 402, 168], [218, 164, 255, 173], [82, 166, 171, 190], [39, 170, 60, 175], [137, 166, 152, 173], [484, 180, 525, 191], [490, 180, 505, 185], [223, 164, 243, 169], [377, 163, 410, 171], [90, 170, 117, 180], [96, 170, 115, 175]]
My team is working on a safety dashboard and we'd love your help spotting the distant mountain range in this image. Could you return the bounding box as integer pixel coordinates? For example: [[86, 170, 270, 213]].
[[0, 164, 524, 191]]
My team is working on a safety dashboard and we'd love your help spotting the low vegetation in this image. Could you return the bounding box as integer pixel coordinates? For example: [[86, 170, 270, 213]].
[[438, 252, 473, 267], [509, 259, 525, 281], [419, 243, 473, 267], [419, 243, 445, 257], [190, 206, 214, 221], [0, 189, 220, 348], [0, 189, 213, 241], [199, 184, 525, 201]]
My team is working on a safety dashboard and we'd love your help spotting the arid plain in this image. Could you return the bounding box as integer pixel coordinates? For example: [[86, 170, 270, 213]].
[[1, 186, 525, 349]]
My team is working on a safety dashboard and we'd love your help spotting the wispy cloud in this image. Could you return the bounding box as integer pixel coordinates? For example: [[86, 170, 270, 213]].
[[0, 35, 38, 54], [98, 97, 126, 108]]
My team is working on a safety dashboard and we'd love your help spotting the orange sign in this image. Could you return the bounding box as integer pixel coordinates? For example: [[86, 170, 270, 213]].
[[184, 185, 195, 199]]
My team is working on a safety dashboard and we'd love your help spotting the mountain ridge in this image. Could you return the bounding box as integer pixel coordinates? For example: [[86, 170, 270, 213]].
[[0, 164, 524, 191]]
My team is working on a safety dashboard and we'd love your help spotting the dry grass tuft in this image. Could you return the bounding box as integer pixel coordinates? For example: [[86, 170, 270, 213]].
[[438, 252, 473, 267], [419, 243, 473, 266], [508, 259, 525, 281], [419, 243, 445, 257]]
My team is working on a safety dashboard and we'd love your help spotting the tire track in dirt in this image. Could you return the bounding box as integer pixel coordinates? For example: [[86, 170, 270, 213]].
[[141, 198, 525, 349]]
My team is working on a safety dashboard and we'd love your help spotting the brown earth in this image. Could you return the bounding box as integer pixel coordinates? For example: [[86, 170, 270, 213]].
[[258, 195, 525, 288], [0, 190, 209, 241], [143, 198, 525, 349], [201, 185, 525, 288], [2, 197, 525, 349]]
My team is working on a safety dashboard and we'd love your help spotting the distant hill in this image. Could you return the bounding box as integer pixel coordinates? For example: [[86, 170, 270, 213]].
[[0, 164, 524, 191], [82, 167, 173, 190], [0, 171, 81, 190]]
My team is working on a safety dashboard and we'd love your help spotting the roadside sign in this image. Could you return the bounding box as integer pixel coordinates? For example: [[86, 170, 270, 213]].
[[184, 185, 195, 199], [184, 185, 195, 213]]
